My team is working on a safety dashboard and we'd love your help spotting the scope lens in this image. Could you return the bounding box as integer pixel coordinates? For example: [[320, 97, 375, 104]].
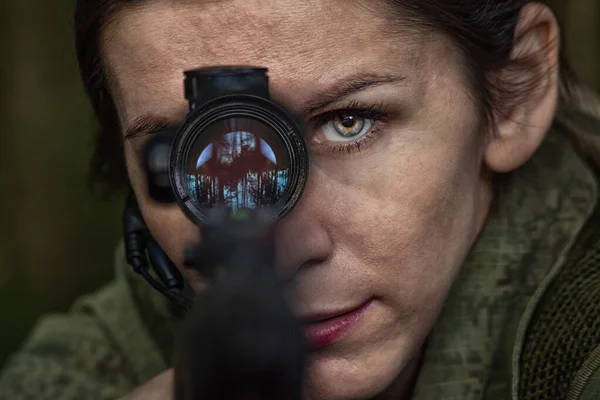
[[185, 117, 291, 214]]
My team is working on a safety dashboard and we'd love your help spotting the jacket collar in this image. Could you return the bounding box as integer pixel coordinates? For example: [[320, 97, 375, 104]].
[[412, 119, 599, 399]]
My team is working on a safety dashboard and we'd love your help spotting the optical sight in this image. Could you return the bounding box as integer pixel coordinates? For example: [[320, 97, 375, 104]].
[[145, 66, 309, 225]]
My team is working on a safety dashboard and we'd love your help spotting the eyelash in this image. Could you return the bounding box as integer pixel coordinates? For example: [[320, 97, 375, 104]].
[[310, 100, 389, 155]]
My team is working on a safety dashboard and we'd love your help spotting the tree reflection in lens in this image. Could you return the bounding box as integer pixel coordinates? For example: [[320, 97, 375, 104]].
[[186, 117, 291, 213]]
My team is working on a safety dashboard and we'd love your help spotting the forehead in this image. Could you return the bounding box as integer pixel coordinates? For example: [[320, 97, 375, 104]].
[[102, 0, 430, 126]]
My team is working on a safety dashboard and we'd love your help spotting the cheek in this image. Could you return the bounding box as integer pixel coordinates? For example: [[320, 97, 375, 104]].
[[318, 117, 484, 307], [139, 203, 199, 269], [124, 144, 200, 281]]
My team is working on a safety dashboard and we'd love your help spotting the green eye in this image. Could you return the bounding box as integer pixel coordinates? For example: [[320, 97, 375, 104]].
[[324, 115, 373, 142]]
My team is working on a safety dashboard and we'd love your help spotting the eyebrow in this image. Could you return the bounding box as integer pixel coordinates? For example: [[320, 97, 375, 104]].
[[123, 72, 407, 140], [299, 72, 407, 115], [124, 114, 178, 141]]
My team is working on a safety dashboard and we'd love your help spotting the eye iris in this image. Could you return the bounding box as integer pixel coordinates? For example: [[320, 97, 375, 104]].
[[334, 115, 364, 137]]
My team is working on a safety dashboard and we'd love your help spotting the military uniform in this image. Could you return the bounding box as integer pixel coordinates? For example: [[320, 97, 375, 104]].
[[1, 102, 600, 399]]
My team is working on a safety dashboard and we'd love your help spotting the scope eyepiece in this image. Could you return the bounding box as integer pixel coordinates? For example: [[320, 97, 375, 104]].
[[145, 66, 309, 225]]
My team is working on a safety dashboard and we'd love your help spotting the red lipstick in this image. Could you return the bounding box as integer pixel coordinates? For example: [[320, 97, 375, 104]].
[[303, 299, 373, 349]]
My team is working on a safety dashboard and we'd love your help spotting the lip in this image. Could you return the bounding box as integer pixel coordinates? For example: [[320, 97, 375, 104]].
[[303, 299, 374, 349]]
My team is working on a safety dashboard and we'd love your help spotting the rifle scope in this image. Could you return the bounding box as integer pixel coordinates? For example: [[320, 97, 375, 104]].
[[144, 66, 310, 224]]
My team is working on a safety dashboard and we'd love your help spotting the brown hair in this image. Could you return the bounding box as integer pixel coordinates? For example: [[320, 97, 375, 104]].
[[74, 0, 581, 195]]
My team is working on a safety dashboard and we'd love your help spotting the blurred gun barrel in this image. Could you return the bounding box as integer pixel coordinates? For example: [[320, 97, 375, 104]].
[[173, 208, 306, 400]]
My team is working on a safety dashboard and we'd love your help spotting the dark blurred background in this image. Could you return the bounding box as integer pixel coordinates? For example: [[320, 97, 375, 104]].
[[0, 0, 599, 369]]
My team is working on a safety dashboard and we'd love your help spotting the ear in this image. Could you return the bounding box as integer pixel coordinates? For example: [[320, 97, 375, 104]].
[[483, 3, 560, 173]]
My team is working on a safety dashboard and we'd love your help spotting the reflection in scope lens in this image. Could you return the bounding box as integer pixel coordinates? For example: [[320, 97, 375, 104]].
[[186, 117, 291, 214]]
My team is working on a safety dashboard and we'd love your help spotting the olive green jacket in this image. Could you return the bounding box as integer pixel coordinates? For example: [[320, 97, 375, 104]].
[[2, 103, 600, 399]]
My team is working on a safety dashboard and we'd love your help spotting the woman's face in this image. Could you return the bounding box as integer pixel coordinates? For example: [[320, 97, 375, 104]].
[[104, 0, 494, 398]]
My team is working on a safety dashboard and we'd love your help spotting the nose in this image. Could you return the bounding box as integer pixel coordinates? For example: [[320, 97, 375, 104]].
[[273, 169, 334, 278]]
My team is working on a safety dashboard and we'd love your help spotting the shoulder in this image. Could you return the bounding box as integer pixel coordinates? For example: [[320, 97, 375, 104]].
[[518, 199, 600, 400], [0, 283, 138, 400], [0, 244, 169, 399], [516, 96, 600, 399]]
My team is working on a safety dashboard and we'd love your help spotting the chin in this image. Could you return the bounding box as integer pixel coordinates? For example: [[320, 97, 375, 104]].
[[303, 372, 385, 400], [302, 347, 412, 400]]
